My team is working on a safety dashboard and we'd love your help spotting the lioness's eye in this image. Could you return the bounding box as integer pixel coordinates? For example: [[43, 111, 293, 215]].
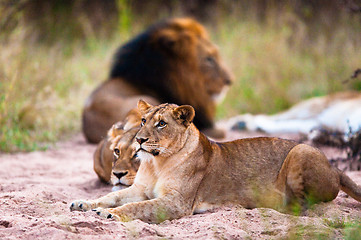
[[157, 120, 167, 128], [114, 148, 120, 157], [141, 118, 146, 127]]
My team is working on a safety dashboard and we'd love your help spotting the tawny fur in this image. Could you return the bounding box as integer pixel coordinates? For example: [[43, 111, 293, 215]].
[[93, 109, 141, 185], [229, 91, 361, 135], [71, 101, 361, 223]]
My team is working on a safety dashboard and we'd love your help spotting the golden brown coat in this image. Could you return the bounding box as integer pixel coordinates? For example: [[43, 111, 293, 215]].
[[71, 101, 361, 223]]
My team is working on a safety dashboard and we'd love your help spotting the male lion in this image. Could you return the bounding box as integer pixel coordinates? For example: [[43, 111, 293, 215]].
[[70, 100, 361, 223], [93, 109, 141, 188], [83, 18, 232, 143]]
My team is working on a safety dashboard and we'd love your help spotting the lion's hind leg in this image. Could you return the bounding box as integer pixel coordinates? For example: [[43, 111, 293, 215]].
[[276, 144, 340, 213]]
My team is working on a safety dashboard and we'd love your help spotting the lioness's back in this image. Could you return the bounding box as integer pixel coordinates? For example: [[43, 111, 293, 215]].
[[218, 137, 298, 173], [202, 138, 298, 189]]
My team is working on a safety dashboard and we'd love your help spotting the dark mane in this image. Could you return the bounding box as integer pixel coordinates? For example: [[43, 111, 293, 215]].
[[108, 18, 222, 131], [109, 20, 178, 104]]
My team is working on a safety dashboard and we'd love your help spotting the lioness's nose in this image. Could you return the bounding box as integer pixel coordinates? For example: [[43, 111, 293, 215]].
[[113, 171, 128, 179], [136, 137, 148, 144]]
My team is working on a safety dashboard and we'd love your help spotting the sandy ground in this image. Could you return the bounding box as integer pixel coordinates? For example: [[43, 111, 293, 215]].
[[1, 130, 361, 239]]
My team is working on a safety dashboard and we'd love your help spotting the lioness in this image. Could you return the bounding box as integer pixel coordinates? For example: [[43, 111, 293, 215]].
[[229, 91, 361, 136], [93, 109, 141, 186], [71, 100, 361, 223], [83, 18, 232, 143]]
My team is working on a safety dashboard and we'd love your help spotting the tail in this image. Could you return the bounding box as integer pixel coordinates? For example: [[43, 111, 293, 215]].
[[337, 169, 361, 202]]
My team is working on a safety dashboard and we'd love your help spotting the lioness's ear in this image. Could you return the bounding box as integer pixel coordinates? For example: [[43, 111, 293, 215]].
[[137, 100, 153, 114], [172, 105, 195, 127], [107, 121, 125, 139], [124, 109, 142, 131]]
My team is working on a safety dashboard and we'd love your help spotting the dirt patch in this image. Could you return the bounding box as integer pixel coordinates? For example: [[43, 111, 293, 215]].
[[0, 131, 360, 239]]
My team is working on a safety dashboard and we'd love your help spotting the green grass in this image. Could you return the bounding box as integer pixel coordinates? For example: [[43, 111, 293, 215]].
[[0, 28, 129, 152], [344, 221, 361, 240], [324, 218, 361, 240], [285, 218, 361, 240], [1, 5, 361, 152], [215, 13, 361, 118]]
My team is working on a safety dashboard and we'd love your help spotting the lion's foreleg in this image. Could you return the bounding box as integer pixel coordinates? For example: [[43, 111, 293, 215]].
[[98, 196, 192, 223], [70, 184, 146, 212]]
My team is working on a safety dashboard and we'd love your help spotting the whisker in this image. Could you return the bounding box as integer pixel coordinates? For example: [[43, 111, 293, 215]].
[[158, 147, 171, 154]]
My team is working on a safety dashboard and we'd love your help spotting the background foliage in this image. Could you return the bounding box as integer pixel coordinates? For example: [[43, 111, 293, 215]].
[[1, 0, 361, 152]]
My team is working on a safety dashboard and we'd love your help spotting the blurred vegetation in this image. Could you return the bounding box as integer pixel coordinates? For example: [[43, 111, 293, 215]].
[[1, 0, 361, 152], [286, 219, 361, 239]]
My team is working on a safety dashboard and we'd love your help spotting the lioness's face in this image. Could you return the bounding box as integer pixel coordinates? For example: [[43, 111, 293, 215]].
[[135, 101, 195, 161], [107, 110, 141, 189], [110, 127, 140, 189]]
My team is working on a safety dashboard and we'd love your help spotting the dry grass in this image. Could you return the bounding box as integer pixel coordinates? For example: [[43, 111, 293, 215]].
[[0, 28, 124, 151], [1, 6, 361, 152], [215, 12, 361, 118]]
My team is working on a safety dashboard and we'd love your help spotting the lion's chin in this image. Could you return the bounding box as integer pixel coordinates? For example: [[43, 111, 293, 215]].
[[111, 179, 131, 192], [212, 87, 229, 104], [137, 150, 155, 162], [111, 184, 128, 192]]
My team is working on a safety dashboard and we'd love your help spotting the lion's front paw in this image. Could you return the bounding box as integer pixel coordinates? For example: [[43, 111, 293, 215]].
[[69, 200, 95, 212], [92, 207, 120, 221]]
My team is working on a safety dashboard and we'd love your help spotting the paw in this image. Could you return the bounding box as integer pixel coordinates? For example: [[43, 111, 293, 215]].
[[69, 200, 94, 212], [92, 207, 120, 221]]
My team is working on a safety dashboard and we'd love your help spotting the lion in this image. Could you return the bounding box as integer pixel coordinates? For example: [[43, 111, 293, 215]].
[[70, 100, 361, 223], [93, 109, 141, 188], [228, 91, 361, 137], [82, 18, 232, 143]]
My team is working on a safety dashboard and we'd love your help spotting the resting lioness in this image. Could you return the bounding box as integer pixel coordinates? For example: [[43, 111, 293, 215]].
[[70, 100, 361, 223], [228, 91, 361, 136], [93, 109, 141, 186]]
